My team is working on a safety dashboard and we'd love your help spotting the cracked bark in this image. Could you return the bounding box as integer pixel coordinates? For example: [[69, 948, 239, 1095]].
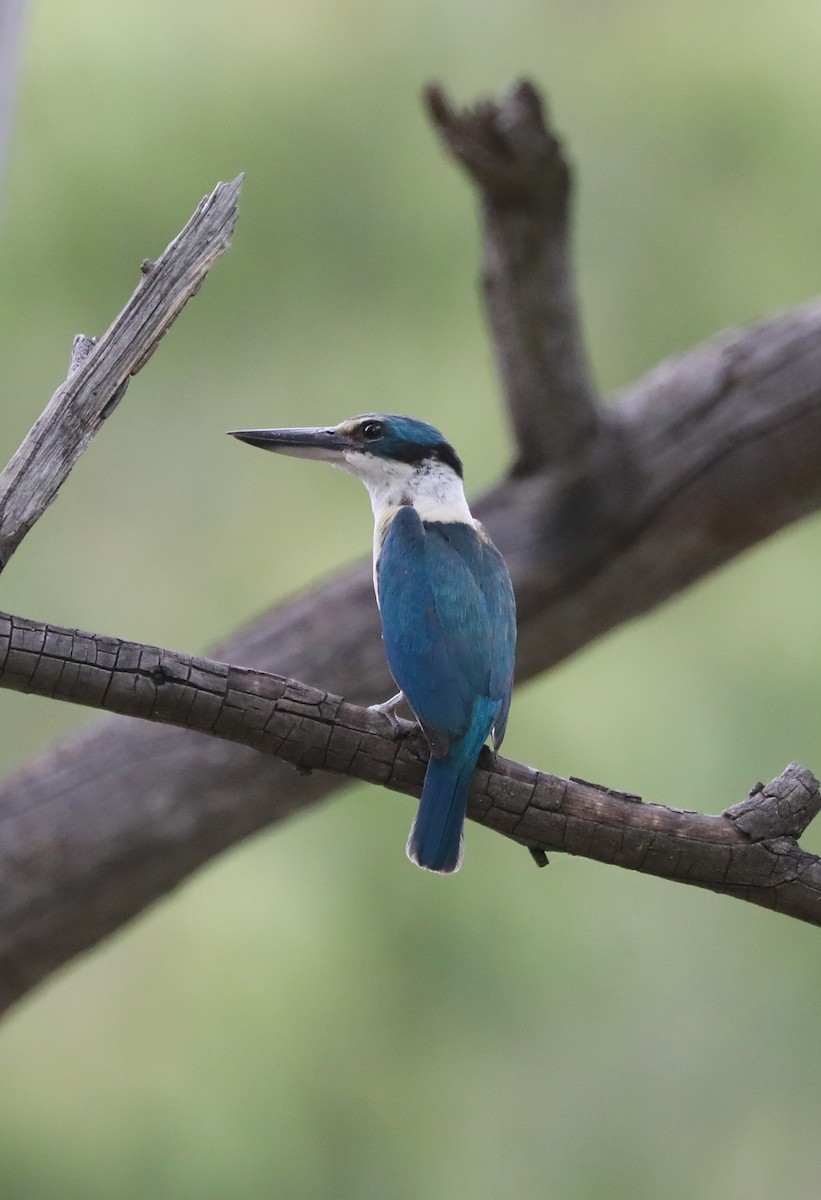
[[1, 82, 821, 1015], [2, 614, 819, 960]]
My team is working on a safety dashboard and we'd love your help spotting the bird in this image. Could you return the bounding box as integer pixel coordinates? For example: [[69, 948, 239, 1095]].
[[229, 414, 516, 874]]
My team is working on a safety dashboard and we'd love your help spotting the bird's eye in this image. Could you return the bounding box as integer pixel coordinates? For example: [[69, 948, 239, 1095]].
[[361, 420, 384, 441]]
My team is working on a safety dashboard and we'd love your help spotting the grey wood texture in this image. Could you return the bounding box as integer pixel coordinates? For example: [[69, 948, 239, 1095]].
[[0, 85, 819, 1015]]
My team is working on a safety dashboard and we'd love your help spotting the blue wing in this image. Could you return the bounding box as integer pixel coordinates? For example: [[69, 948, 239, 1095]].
[[376, 506, 515, 753], [475, 524, 516, 747]]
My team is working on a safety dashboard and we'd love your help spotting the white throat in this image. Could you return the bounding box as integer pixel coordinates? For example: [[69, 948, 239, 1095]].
[[342, 450, 474, 526]]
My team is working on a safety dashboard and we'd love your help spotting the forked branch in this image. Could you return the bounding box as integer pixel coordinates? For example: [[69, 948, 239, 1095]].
[[2, 83, 821, 1016]]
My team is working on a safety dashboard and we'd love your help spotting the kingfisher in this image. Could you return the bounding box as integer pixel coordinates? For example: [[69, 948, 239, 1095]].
[[229, 415, 516, 874]]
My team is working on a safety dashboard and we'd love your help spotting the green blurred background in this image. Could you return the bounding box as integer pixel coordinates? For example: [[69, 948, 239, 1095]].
[[2, 0, 821, 1196]]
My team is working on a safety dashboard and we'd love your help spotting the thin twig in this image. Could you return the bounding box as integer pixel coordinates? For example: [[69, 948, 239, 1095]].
[[0, 175, 243, 572]]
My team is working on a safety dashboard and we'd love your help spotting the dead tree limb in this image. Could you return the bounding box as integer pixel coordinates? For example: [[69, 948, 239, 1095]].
[[0, 175, 242, 571], [426, 80, 599, 471], [1, 83, 821, 1015], [1, 609, 819, 1006]]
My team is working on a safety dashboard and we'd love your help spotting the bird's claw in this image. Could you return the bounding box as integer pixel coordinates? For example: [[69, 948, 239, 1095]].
[[367, 692, 407, 740]]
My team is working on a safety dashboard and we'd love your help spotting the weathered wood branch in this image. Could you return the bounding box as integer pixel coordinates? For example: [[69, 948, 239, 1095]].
[[1, 608, 819, 1022], [2, 82, 821, 1014], [0, 176, 242, 571], [427, 80, 599, 471]]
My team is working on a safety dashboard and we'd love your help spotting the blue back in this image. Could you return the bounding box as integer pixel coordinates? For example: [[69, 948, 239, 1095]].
[[377, 506, 516, 754]]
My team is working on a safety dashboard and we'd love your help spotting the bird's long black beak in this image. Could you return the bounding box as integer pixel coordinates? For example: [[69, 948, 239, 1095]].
[[228, 426, 351, 462]]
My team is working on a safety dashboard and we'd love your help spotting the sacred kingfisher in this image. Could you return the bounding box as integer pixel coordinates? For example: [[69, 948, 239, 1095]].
[[229, 415, 516, 874]]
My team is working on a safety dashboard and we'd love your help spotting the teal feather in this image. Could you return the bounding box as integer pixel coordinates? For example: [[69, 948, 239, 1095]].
[[377, 506, 515, 872]]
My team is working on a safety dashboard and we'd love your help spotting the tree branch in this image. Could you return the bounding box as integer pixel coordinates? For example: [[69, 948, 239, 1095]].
[[1, 607, 818, 1022], [0, 175, 242, 572], [3, 270, 821, 1018], [426, 80, 599, 472], [3, 82, 821, 1014]]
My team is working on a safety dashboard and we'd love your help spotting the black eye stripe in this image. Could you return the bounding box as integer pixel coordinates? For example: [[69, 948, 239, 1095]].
[[353, 419, 464, 478], [386, 442, 463, 478]]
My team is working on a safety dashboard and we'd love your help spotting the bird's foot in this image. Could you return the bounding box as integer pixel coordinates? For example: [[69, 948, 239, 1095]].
[[367, 692, 408, 739]]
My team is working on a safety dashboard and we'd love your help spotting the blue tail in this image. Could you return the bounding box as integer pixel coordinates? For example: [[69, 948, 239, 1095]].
[[406, 702, 498, 874]]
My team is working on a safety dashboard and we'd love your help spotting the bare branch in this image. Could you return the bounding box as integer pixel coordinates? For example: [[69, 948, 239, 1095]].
[[2, 293, 821, 1013], [0, 608, 818, 1017], [426, 80, 598, 472], [3, 79, 821, 1014], [0, 176, 243, 572]]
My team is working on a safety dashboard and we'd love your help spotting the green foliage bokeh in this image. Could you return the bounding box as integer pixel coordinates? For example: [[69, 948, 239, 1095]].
[[2, 1, 821, 1197]]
